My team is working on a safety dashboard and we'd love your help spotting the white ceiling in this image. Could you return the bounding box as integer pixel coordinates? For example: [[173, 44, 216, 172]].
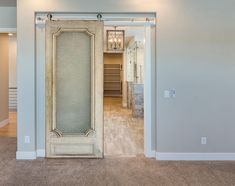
[[0, 0, 16, 7]]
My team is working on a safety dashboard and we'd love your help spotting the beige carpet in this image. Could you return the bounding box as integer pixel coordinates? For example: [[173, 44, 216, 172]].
[[0, 137, 235, 185]]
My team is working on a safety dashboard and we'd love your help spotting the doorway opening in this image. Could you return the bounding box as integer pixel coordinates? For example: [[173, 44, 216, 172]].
[[0, 33, 17, 138], [104, 25, 147, 156], [35, 12, 156, 158]]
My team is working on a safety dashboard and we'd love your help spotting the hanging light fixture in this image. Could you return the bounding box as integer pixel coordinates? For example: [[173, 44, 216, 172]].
[[106, 26, 125, 51]]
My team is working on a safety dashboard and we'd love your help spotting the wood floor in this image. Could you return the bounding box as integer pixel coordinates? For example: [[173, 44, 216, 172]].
[[0, 112, 17, 137], [104, 97, 144, 156]]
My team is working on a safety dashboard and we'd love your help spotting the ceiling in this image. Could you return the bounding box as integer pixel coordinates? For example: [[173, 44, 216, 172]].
[[0, 0, 16, 7]]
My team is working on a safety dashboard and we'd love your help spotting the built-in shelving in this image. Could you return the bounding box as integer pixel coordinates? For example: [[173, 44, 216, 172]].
[[104, 64, 122, 97], [9, 87, 17, 111]]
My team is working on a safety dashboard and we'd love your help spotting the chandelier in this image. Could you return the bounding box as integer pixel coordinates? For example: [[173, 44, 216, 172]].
[[106, 27, 125, 51]]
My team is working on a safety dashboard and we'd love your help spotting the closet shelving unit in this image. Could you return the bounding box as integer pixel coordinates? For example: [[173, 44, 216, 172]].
[[104, 63, 122, 97]]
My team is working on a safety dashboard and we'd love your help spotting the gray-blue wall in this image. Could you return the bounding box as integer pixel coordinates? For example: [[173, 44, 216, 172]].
[[6, 0, 235, 157]]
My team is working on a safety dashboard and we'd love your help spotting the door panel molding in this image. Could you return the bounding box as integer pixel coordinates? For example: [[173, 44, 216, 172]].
[[52, 28, 95, 136], [46, 20, 104, 158]]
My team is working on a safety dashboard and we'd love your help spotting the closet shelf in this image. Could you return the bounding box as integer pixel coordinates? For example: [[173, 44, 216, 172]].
[[104, 88, 121, 91], [104, 68, 121, 70], [104, 74, 120, 76], [104, 81, 121, 83], [104, 63, 122, 96]]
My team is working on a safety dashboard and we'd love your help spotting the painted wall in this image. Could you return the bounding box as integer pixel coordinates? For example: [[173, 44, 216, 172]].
[[0, 0, 16, 7], [0, 34, 9, 123], [8, 35, 17, 111], [16, 0, 235, 155], [0, 7, 16, 31], [9, 35, 17, 88]]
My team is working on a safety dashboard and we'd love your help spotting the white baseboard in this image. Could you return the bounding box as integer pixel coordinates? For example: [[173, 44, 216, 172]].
[[37, 149, 45, 157], [0, 119, 9, 128], [16, 151, 36, 160], [145, 150, 156, 158], [156, 152, 235, 161]]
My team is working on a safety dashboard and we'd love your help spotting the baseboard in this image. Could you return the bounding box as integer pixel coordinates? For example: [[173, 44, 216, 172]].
[[16, 151, 37, 160], [145, 150, 156, 158], [36, 149, 45, 157], [0, 119, 9, 128], [156, 152, 235, 161]]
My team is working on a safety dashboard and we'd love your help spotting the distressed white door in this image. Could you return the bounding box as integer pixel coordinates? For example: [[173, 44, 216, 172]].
[[46, 20, 103, 158]]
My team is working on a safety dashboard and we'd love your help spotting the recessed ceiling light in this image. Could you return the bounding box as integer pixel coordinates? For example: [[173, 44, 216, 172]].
[[8, 33, 13, 36]]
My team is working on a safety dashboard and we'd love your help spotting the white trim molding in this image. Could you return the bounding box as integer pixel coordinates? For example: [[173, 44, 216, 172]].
[[156, 152, 235, 161], [36, 149, 45, 157], [144, 25, 154, 157], [0, 119, 9, 128], [145, 150, 156, 158], [16, 151, 36, 160]]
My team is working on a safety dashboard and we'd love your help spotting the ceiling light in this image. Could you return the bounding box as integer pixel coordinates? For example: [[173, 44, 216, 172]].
[[107, 27, 125, 51]]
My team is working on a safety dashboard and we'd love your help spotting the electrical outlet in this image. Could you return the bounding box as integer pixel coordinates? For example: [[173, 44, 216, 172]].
[[201, 137, 207, 145], [24, 136, 30, 143]]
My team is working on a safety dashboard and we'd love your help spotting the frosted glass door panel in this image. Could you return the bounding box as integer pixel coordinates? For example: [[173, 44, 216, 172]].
[[56, 32, 91, 134]]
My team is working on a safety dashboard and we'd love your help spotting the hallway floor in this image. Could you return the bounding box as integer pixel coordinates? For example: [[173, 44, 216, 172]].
[[104, 97, 144, 156], [0, 112, 17, 137], [0, 137, 235, 185]]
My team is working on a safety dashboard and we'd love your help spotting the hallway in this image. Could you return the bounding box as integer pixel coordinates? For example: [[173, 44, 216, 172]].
[[104, 97, 144, 156], [0, 112, 17, 137]]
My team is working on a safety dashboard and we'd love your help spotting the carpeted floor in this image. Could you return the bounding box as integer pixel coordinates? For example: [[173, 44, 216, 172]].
[[0, 137, 235, 185]]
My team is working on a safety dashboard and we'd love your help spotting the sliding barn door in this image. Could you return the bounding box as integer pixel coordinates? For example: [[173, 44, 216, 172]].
[[46, 20, 103, 158]]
